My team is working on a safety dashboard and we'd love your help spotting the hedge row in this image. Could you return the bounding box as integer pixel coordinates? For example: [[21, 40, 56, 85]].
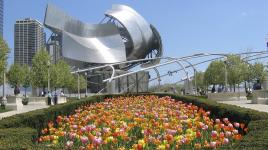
[[0, 93, 268, 149]]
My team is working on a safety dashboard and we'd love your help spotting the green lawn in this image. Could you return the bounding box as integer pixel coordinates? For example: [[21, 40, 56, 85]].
[[0, 107, 11, 113]]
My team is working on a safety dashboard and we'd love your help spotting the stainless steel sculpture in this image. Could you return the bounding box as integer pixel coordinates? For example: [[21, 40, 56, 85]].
[[44, 4, 162, 67], [44, 4, 126, 64]]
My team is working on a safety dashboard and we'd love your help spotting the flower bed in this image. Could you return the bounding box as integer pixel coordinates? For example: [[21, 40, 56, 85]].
[[39, 96, 246, 149]]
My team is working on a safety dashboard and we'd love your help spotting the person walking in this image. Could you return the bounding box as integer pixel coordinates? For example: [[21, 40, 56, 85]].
[[53, 93, 58, 105], [47, 91, 52, 105]]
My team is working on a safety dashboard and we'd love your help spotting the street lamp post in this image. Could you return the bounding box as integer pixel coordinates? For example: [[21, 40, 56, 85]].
[[1, 71, 7, 104], [194, 69, 197, 95], [224, 60, 228, 92], [77, 68, 80, 99], [48, 61, 50, 93], [85, 72, 87, 97]]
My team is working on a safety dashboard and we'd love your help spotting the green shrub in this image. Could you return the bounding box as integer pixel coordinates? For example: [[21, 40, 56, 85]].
[[0, 127, 37, 150]]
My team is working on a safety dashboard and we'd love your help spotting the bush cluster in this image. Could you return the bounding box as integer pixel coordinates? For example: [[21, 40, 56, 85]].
[[0, 93, 268, 149]]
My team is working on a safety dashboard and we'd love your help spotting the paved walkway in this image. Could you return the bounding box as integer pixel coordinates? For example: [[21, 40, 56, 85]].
[[218, 100, 268, 113], [0, 104, 49, 120]]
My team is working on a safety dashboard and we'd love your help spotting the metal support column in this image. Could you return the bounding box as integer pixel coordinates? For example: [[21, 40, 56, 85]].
[[136, 73, 139, 93], [77, 68, 80, 99]]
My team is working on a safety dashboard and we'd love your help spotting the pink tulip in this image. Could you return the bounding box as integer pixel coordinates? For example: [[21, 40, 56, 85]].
[[103, 127, 110, 133], [211, 130, 217, 137], [225, 131, 232, 137], [223, 118, 229, 123], [234, 122, 240, 128], [223, 138, 229, 144], [228, 123, 233, 128], [80, 136, 88, 145], [233, 129, 238, 134], [210, 141, 217, 149], [72, 124, 78, 129], [93, 137, 102, 145], [202, 125, 208, 130], [215, 119, 220, 124], [86, 124, 96, 131], [80, 127, 86, 132], [166, 129, 177, 135], [69, 132, 76, 140], [96, 131, 102, 137]]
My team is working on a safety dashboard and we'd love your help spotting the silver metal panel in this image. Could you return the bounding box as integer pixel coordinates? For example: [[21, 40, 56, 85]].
[[105, 4, 155, 60], [44, 4, 126, 63], [62, 31, 126, 63]]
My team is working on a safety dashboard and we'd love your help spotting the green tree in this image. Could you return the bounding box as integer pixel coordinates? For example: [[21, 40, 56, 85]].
[[67, 74, 87, 93], [204, 60, 225, 86], [6, 64, 23, 95], [149, 83, 183, 93], [226, 55, 248, 92], [50, 59, 73, 92], [193, 71, 206, 91], [251, 62, 266, 82], [30, 49, 50, 91], [66, 74, 76, 93], [56, 60, 73, 90], [0, 37, 9, 85], [79, 75, 87, 91], [50, 63, 60, 92], [21, 65, 31, 97]]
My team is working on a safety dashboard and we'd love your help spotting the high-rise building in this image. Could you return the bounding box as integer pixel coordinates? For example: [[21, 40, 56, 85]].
[[0, 0, 3, 36], [14, 18, 46, 66]]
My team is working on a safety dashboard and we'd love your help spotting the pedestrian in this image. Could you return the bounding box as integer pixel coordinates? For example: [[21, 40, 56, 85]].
[[53, 93, 58, 105], [60, 91, 64, 97], [211, 85, 216, 93], [47, 91, 52, 105]]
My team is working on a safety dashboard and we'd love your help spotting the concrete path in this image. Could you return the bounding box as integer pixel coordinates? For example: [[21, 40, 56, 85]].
[[0, 104, 49, 120], [218, 100, 268, 113]]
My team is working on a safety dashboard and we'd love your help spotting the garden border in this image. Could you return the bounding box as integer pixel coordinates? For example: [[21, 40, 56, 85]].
[[0, 93, 268, 149]]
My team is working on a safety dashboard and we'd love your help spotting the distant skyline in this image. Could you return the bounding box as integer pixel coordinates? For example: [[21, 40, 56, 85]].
[[4, 0, 268, 83]]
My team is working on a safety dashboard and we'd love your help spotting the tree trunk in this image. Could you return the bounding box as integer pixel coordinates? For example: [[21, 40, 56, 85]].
[[233, 85, 236, 92], [24, 87, 27, 98], [244, 81, 247, 93]]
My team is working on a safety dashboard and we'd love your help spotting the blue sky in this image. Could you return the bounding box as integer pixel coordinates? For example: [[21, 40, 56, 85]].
[[4, 0, 268, 83]]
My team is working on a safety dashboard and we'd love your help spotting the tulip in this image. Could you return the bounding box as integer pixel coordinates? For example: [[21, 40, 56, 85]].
[[103, 127, 110, 133], [223, 138, 229, 144], [80, 127, 86, 132], [65, 141, 74, 149], [215, 119, 220, 124], [211, 130, 217, 138], [72, 124, 78, 129], [202, 125, 208, 130], [69, 132, 76, 140], [234, 122, 240, 128], [225, 131, 232, 137], [223, 118, 228, 123], [166, 129, 177, 135], [210, 141, 217, 149], [233, 129, 238, 134], [52, 140, 58, 144], [93, 137, 102, 145], [80, 136, 89, 145]]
